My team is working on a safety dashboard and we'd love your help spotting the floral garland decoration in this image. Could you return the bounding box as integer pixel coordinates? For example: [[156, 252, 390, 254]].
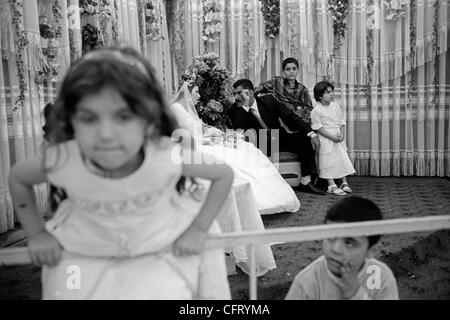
[[407, 0, 416, 110], [328, 0, 350, 52], [237, 0, 254, 78], [9, 0, 28, 111], [431, 0, 440, 106], [36, 0, 63, 84], [145, 0, 165, 41], [173, 1, 185, 77], [187, 53, 233, 130], [52, 0, 63, 38], [98, 0, 114, 46], [67, 3, 82, 62], [365, 0, 376, 109], [312, 0, 321, 72], [384, 0, 408, 21], [137, 0, 146, 52], [260, 0, 280, 39], [201, 0, 221, 48], [292, 1, 301, 59], [80, 0, 102, 54], [111, 0, 120, 45], [159, 2, 166, 89]]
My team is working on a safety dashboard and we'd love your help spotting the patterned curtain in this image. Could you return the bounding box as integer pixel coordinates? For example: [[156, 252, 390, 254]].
[[178, 0, 450, 177], [0, 0, 72, 233], [172, 0, 270, 84], [0, 0, 152, 233], [138, 0, 177, 94], [117, 0, 140, 50]]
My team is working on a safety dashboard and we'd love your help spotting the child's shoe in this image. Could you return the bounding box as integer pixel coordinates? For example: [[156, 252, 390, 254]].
[[327, 185, 347, 196], [340, 183, 352, 193]]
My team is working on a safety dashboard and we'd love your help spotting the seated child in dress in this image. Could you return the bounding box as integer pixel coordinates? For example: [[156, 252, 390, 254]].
[[286, 196, 399, 300], [311, 81, 355, 196]]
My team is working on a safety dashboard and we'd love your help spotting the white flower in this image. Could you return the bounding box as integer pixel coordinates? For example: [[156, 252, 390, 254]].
[[85, 4, 95, 14], [104, 6, 112, 15], [48, 38, 59, 48], [391, 0, 399, 10]]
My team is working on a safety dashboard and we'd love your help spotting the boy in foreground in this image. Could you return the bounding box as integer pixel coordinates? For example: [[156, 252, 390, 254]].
[[286, 196, 399, 300]]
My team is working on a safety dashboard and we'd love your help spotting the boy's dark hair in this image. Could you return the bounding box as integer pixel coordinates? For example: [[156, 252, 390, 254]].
[[233, 79, 254, 91], [313, 81, 334, 102], [325, 196, 383, 248], [282, 57, 299, 70]]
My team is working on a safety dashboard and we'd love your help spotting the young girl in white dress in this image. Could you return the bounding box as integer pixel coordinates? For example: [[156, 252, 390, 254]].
[[311, 81, 355, 196], [8, 48, 234, 299]]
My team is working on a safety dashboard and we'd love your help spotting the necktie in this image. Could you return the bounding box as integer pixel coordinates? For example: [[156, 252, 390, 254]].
[[249, 107, 269, 131]]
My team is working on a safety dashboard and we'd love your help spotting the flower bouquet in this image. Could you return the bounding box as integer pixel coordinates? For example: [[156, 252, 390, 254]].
[[202, 0, 221, 44], [187, 53, 233, 130], [145, 1, 164, 41], [260, 0, 280, 39], [384, 0, 408, 21]]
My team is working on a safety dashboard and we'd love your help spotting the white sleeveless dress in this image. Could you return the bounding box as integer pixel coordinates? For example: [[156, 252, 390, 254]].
[[42, 138, 230, 299]]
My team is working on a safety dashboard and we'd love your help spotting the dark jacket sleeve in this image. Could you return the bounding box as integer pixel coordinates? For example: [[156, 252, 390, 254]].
[[300, 86, 313, 110], [271, 97, 313, 136], [228, 104, 249, 129]]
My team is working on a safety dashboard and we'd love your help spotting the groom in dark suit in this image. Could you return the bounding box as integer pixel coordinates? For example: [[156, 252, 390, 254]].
[[228, 79, 325, 195]]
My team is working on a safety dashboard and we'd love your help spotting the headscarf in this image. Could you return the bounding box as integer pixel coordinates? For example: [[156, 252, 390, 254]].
[[170, 81, 201, 121], [170, 78, 225, 138]]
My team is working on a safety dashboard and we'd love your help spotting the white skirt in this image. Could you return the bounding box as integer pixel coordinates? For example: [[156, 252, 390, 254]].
[[318, 130, 355, 179], [42, 248, 230, 300]]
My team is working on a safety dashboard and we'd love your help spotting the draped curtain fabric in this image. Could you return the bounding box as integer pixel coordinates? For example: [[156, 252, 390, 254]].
[[139, 0, 178, 94], [0, 0, 151, 233], [0, 0, 72, 233], [117, 0, 140, 50], [178, 0, 450, 177], [173, 0, 269, 85], [1, 0, 448, 233], [328, 0, 449, 177]]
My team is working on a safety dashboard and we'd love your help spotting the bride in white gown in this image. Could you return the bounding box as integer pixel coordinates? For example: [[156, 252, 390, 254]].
[[169, 81, 300, 215], [168, 80, 300, 276]]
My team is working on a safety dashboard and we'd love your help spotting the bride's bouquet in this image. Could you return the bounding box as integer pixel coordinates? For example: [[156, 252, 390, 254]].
[[198, 99, 228, 129], [187, 53, 233, 130]]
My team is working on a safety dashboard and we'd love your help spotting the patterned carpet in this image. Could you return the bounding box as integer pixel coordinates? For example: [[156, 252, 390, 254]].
[[264, 176, 450, 228], [0, 177, 449, 300], [229, 176, 450, 300]]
